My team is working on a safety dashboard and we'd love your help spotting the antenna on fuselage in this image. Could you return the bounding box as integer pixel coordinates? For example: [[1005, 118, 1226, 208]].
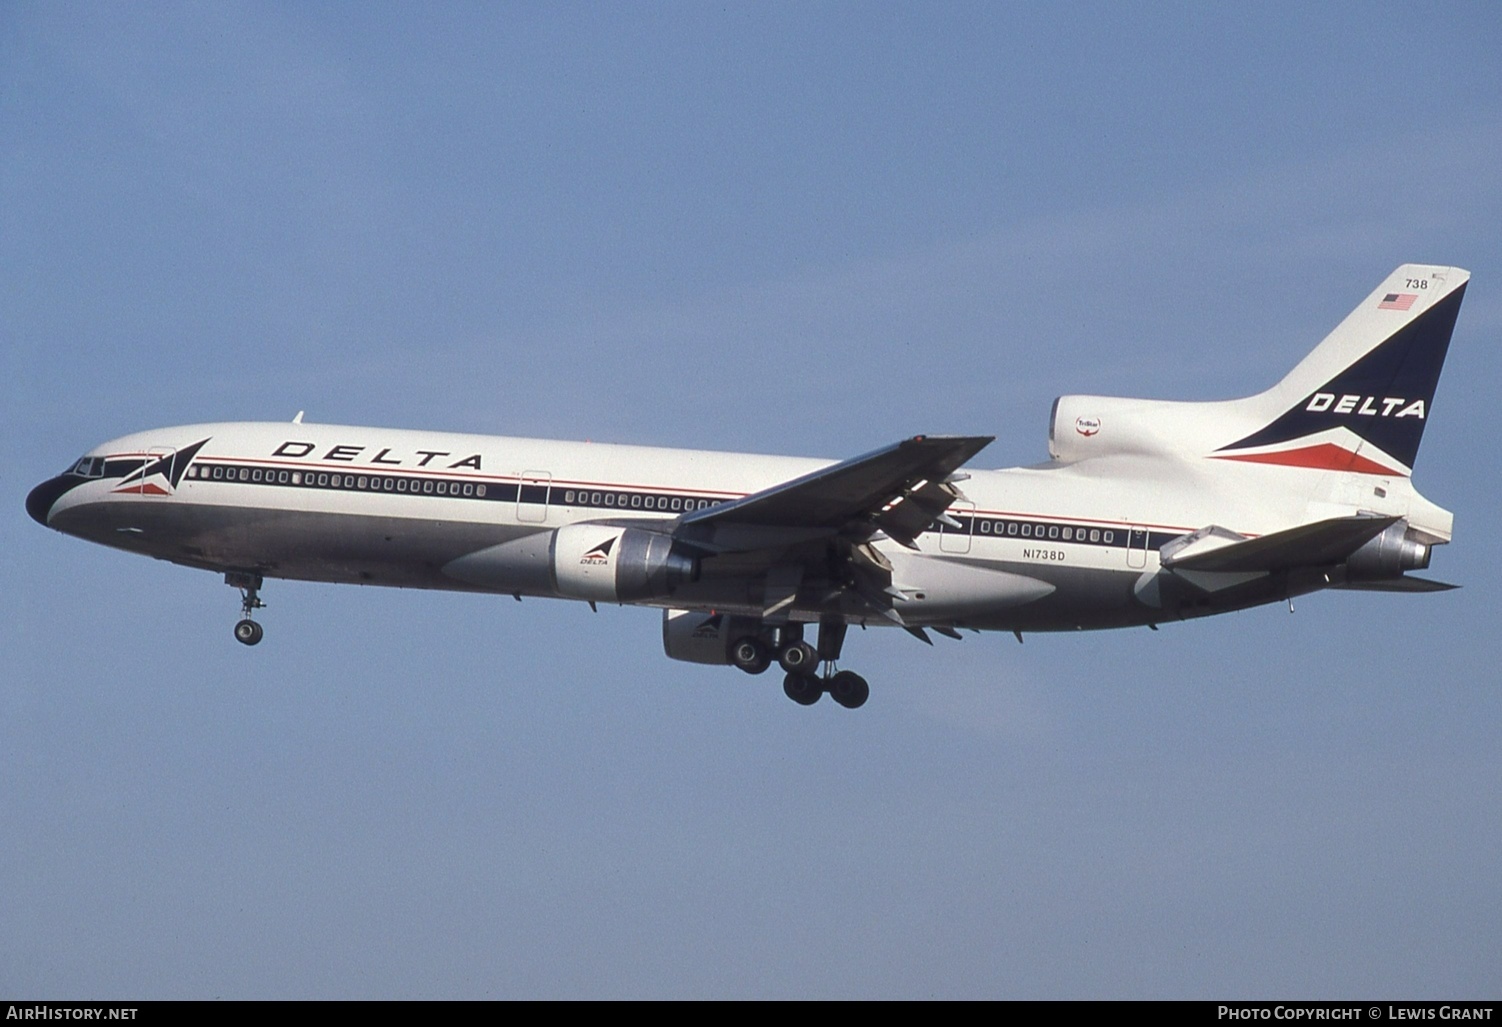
[[292, 411, 305, 424]]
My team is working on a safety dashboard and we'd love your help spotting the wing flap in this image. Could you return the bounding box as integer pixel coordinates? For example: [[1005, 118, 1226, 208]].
[[873, 477, 968, 548]]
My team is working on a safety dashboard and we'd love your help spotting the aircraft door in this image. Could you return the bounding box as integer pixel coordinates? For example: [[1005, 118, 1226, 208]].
[[939, 501, 974, 554], [136, 446, 176, 496], [1127, 526, 1149, 568], [517, 471, 552, 523]]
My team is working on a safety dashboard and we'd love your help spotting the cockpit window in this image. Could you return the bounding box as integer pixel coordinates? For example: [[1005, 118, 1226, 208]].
[[69, 456, 105, 478]]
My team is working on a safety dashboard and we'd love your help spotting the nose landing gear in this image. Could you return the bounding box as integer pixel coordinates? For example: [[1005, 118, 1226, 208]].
[[226, 571, 265, 646]]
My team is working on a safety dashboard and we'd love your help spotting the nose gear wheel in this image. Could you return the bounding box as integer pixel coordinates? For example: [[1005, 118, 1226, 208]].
[[226, 571, 266, 646]]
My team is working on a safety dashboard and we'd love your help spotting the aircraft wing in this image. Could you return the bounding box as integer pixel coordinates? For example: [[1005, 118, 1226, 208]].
[[1160, 515, 1401, 573], [676, 434, 993, 551]]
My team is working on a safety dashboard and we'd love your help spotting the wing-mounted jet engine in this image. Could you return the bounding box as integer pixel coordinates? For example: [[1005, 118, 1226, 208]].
[[550, 522, 698, 603]]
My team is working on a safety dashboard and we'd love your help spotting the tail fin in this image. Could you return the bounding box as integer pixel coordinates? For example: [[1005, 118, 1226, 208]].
[[1214, 264, 1468, 476]]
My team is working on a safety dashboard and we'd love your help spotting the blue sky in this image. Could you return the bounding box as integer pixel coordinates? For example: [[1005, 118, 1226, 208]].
[[4, 2, 1500, 998]]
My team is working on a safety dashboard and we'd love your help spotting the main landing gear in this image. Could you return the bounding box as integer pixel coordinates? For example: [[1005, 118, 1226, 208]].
[[226, 571, 265, 646], [731, 621, 869, 709], [782, 669, 870, 709]]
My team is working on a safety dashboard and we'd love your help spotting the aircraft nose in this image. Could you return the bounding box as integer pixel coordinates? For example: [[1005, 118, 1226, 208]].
[[26, 475, 74, 526]]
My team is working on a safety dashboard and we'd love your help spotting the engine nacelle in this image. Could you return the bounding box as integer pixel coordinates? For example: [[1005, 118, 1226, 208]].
[[1345, 520, 1432, 579], [1048, 393, 1253, 464], [661, 608, 763, 665], [1050, 395, 1179, 463], [550, 523, 697, 602]]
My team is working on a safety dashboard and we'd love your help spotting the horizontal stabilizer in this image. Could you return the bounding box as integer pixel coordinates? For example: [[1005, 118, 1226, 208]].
[[1330, 576, 1459, 593], [1161, 516, 1400, 573]]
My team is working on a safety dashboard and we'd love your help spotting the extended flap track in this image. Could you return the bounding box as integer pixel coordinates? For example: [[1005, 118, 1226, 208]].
[[871, 477, 965, 549]]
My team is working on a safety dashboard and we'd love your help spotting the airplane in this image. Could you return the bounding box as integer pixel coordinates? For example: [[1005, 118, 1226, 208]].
[[27, 264, 1467, 709]]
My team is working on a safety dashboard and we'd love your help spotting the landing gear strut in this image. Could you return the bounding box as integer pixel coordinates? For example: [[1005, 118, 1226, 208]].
[[775, 619, 868, 709], [226, 571, 265, 646]]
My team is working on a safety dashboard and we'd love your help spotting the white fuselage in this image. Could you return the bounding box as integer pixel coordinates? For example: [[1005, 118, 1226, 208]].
[[35, 418, 1443, 634]]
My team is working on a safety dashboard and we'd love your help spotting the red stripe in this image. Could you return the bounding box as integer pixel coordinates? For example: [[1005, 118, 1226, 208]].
[[1211, 443, 1402, 476]]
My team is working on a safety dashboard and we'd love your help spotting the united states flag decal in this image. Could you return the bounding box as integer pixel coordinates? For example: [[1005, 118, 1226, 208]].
[[1379, 292, 1418, 311]]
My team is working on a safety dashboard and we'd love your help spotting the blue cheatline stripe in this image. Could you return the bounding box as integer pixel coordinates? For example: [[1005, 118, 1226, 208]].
[[184, 462, 1189, 548], [183, 461, 732, 514]]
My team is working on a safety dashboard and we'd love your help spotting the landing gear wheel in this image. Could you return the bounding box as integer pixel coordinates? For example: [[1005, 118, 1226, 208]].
[[226, 571, 266, 647], [234, 619, 264, 646], [777, 640, 818, 674], [828, 670, 869, 709], [783, 671, 823, 706], [730, 636, 771, 675]]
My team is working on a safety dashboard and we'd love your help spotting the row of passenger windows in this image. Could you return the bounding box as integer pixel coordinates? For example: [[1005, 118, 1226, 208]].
[[188, 464, 488, 497], [972, 519, 1116, 544], [186, 463, 725, 510], [182, 466, 1127, 539], [177, 462, 1160, 545], [561, 490, 717, 512]]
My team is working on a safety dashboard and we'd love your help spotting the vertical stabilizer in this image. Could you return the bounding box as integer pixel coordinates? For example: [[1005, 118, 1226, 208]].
[[1212, 265, 1467, 476]]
